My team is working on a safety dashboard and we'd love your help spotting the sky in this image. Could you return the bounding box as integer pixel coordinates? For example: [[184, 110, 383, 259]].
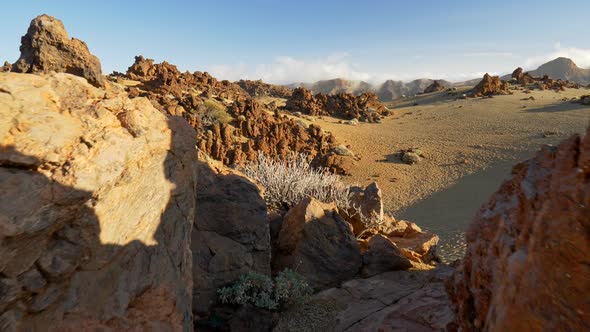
[[1, 0, 589, 84]]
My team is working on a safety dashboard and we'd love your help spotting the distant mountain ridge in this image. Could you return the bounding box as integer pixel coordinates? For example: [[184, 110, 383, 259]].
[[284, 57, 590, 102], [501, 57, 590, 85]]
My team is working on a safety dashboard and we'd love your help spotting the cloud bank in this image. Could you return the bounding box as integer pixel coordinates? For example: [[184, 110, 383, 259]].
[[524, 43, 590, 69]]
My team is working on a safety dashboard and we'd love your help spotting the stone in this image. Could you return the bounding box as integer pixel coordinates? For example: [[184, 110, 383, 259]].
[[346, 182, 384, 235], [237, 79, 292, 98], [361, 234, 412, 277], [280, 267, 455, 331], [192, 154, 270, 315], [273, 198, 362, 290], [423, 80, 446, 93], [11, 15, 104, 87], [472, 73, 508, 97], [0, 72, 197, 330], [448, 127, 590, 331]]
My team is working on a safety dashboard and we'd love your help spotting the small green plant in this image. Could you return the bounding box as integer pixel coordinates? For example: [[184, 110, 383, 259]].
[[217, 269, 312, 311], [197, 99, 232, 125]]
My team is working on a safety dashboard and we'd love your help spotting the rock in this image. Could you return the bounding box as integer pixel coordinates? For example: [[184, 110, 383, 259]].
[[361, 234, 412, 277], [402, 152, 421, 164], [580, 94, 590, 105], [282, 267, 455, 331], [237, 79, 292, 98], [0, 72, 196, 330], [423, 80, 446, 93], [11, 15, 104, 88], [448, 127, 590, 331], [345, 182, 384, 235], [472, 73, 508, 97], [333, 145, 354, 156], [192, 153, 270, 315], [285, 87, 392, 123], [0, 61, 10, 72], [273, 198, 362, 290]]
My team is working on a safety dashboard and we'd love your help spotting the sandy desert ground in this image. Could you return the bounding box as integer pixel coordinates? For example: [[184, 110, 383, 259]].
[[264, 86, 590, 259]]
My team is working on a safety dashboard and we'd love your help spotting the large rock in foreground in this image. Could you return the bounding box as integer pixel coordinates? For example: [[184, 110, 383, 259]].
[[192, 153, 270, 315], [0, 72, 196, 330], [448, 128, 590, 331], [275, 267, 455, 331], [11, 14, 104, 88], [273, 198, 362, 290]]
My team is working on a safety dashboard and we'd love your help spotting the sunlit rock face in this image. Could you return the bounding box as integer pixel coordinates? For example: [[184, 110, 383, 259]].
[[0, 72, 197, 331], [447, 127, 590, 331]]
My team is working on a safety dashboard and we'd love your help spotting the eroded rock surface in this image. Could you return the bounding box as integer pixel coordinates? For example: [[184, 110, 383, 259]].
[[0, 72, 196, 330], [285, 87, 392, 123], [472, 73, 508, 97], [237, 79, 293, 98], [448, 127, 590, 331], [11, 15, 104, 88]]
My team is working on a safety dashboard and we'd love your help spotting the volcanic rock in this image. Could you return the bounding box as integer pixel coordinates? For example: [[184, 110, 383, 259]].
[[273, 198, 362, 290], [360, 234, 412, 277], [11, 15, 104, 88], [423, 80, 446, 93], [345, 182, 384, 235], [472, 73, 509, 97], [0, 72, 196, 330], [447, 127, 590, 331], [237, 79, 293, 98], [192, 153, 270, 315], [0, 61, 10, 72], [285, 87, 392, 123]]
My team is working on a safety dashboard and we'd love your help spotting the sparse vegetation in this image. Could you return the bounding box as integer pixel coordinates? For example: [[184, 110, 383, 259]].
[[217, 269, 312, 311], [197, 98, 232, 125], [242, 152, 352, 210]]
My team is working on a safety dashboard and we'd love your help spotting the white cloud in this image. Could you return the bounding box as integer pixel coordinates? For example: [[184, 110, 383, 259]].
[[207, 53, 371, 84], [524, 43, 590, 69]]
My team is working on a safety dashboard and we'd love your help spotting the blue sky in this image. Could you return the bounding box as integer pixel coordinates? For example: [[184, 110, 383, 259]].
[[1, 0, 589, 83]]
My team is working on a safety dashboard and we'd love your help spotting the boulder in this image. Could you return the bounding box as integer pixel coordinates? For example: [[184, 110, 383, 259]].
[[360, 234, 412, 277], [0, 61, 10, 72], [0, 72, 196, 330], [273, 198, 362, 290], [11, 15, 104, 88], [472, 73, 508, 97], [276, 267, 455, 331], [192, 153, 270, 315], [346, 182, 384, 235], [423, 80, 446, 93], [447, 127, 590, 331]]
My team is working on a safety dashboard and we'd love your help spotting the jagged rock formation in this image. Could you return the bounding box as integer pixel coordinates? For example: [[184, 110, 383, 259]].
[[113, 56, 354, 174], [509, 66, 579, 91], [192, 153, 270, 315], [448, 127, 590, 331], [237, 79, 293, 98], [0, 72, 197, 330], [287, 78, 374, 96], [11, 15, 104, 88], [472, 73, 509, 97], [285, 87, 392, 123], [423, 80, 447, 93]]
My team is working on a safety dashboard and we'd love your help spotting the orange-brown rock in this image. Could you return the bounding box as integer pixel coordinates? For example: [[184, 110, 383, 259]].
[[423, 80, 446, 93], [0, 61, 10, 72], [472, 73, 509, 97], [285, 87, 392, 123], [237, 79, 293, 98], [11, 15, 104, 88], [447, 127, 590, 331]]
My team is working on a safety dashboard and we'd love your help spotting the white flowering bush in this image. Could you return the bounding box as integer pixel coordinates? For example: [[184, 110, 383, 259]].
[[217, 269, 312, 310], [242, 152, 351, 210]]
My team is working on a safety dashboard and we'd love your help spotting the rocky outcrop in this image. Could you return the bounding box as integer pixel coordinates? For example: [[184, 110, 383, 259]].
[[192, 153, 270, 315], [237, 79, 293, 98], [0, 61, 10, 72], [0, 72, 196, 330], [285, 87, 392, 123], [114, 57, 354, 174], [11, 15, 104, 88], [276, 267, 455, 331], [472, 73, 509, 97], [448, 127, 590, 331], [273, 198, 362, 290], [360, 234, 412, 277], [345, 182, 384, 235], [423, 80, 446, 93]]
